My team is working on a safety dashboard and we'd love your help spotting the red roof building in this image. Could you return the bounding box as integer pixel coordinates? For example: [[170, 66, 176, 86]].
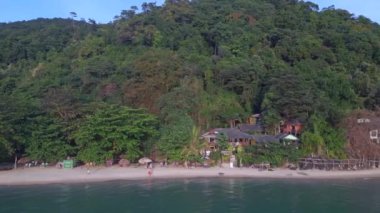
[[280, 120, 303, 136]]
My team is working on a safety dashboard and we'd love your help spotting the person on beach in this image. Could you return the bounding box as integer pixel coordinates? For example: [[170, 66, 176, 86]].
[[148, 168, 153, 177], [147, 161, 153, 169], [86, 162, 92, 174]]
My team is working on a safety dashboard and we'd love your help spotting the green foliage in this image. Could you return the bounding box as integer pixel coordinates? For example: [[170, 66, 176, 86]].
[[157, 78, 200, 124], [72, 105, 158, 164], [0, 18, 94, 64], [216, 132, 229, 151], [250, 143, 301, 167], [261, 72, 316, 122], [0, 94, 37, 162], [0, 136, 13, 162], [301, 115, 346, 159], [200, 85, 246, 128], [158, 114, 194, 161], [26, 116, 72, 162], [181, 126, 204, 163], [214, 132, 229, 165], [209, 151, 221, 166], [1, 0, 380, 162], [300, 131, 325, 156]]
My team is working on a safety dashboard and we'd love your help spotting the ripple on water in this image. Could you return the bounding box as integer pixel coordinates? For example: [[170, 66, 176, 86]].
[[1, 178, 380, 213]]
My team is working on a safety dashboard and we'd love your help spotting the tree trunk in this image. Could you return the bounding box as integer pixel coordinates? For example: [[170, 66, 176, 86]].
[[14, 154, 17, 169]]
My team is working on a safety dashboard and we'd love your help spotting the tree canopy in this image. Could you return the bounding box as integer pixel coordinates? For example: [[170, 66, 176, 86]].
[[1, 0, 380, 164]]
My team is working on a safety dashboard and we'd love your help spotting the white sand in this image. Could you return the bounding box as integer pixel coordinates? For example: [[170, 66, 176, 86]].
[[1, 166, 380, 185]]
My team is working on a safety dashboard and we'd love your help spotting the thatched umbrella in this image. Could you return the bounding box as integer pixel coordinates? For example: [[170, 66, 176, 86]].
[[138, 157, 152, 165], [17, 157, 31, 165], [118, 159, 130, 167]]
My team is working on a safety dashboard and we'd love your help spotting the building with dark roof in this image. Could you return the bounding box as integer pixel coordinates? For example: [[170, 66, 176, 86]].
[[238, 124, 264, 134], [201, 128, 255, 149], [252, 135, 279, 144]]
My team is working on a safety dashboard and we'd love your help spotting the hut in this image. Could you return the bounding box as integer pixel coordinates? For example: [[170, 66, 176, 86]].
[[280, 119, 303, 136], [276, 133, 300, 145], [201, 128, 255, 149], [246, 114, 261, 125]]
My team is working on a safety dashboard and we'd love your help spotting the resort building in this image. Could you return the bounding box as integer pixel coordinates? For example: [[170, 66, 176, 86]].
[[201, 128, 255, 149], [280, 119, 303, 136]]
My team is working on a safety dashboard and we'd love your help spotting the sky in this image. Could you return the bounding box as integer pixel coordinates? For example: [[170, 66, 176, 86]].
[[0, 0, 379, 24], [0, 0, 164, 24], [312, 0, 379, 23]]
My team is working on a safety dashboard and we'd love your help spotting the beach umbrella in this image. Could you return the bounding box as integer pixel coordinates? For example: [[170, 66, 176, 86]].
[[138, 157, 152, 165], [17, 157, 31, 164], [283, 134, 299, 141]]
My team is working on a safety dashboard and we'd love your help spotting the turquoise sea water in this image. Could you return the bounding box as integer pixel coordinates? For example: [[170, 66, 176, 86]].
[[0, 178, 379, 213]]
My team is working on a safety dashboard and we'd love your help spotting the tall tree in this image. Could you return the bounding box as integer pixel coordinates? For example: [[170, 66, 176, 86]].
[[72, 105, 158, 164], [26, 115, 72, 162], [0, 94, 36, 167]]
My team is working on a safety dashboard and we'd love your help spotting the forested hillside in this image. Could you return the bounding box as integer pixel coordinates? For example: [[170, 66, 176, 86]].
[[1, 0, 380, 165]]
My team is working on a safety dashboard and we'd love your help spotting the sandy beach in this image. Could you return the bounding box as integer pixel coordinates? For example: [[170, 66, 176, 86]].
[[0, 166, 380, 186]]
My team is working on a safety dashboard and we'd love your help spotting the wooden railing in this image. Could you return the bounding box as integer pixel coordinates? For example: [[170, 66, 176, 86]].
[[298, 158, 380, 170]]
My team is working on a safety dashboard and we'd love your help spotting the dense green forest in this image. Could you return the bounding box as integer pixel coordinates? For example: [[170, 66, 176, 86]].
[[1, 0, 380, 166]]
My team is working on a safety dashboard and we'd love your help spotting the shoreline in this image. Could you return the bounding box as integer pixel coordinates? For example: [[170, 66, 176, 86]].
[[1, 166, 380, 186]]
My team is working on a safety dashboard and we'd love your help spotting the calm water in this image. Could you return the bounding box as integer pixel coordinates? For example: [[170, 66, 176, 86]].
[[0, 178, 379, 213]]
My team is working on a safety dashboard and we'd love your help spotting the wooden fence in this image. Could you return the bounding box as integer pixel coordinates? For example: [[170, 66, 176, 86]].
[[298, 158, 380, 170]]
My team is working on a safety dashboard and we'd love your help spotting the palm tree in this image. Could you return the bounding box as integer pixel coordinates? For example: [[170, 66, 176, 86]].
[[181, 126, 205, 167]]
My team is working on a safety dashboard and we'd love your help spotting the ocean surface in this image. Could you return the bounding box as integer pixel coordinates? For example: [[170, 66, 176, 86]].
[[0, 178, 379, 213]]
